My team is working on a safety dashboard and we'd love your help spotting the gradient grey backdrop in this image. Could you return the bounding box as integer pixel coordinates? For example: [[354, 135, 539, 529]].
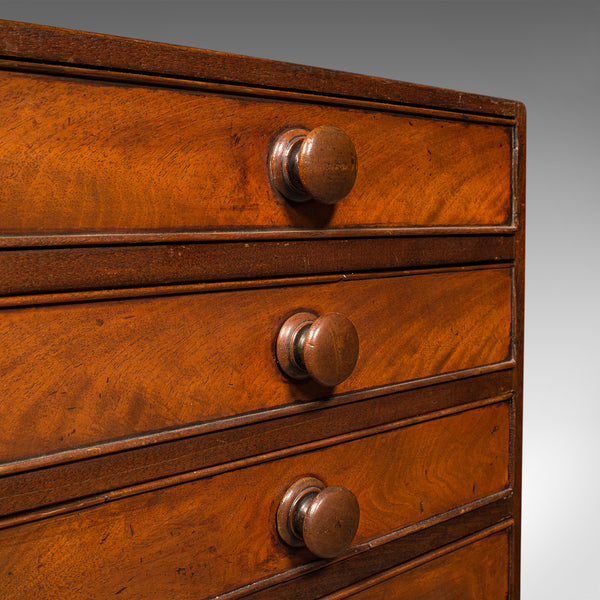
[[1, 1, 598, 598]]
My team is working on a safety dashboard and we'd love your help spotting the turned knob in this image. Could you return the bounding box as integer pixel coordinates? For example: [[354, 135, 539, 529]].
[[276, 312, 359, 387], [269, 126, 357, 204], [277, 477, 360, 558]]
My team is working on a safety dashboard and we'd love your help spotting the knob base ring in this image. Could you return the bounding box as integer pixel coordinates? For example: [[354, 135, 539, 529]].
[[269, 128, 312, 203], [276, 311, 317, 380], [277, 477, 324, 547]]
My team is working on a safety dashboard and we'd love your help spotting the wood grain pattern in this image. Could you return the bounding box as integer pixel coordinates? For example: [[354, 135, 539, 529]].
[[238, 503, 513, 600], [0, 402, 510, 599], [0, 268, 512, 463], [0, 58, 516, 129], [0, 20, 519, 118], [0, 20, 524, 599], [0, 372, 513, 518], [0, 69, 512, 236], [0, 235, 514, 296], [323, 528, 509, 600]]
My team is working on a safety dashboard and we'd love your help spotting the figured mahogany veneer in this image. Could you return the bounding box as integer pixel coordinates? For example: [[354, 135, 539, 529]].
[[0, 19, 524, 600], [0, 268, 511, 463], [0, 403, 510, 599], [0, 69, 512, 236], [323, 528, 510, 600]]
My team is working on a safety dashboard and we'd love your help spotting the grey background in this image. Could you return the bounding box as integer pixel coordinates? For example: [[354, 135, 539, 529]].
[[1, 1, 598, 598]]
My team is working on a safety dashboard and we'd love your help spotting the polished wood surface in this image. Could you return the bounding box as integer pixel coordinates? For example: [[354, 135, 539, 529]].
[[322, 528, 509, 599], [238, 505, 513, 600], [0, 19, 524, 600], [296, 126, 357, 204], [302, 313, 360, 387], [276, 311, 360, 386], [0, 20, 520, 117], [269, 126, 358, 204], [0, 69, 511, 237], [300, 485, 361, 558], [277, 477, 360, 558], [0, 403, 509, 599], [511, 101, 527, 600], [0, 235, 514, 295], [0, 372, 512, 518], [0, 268, 511, 463]]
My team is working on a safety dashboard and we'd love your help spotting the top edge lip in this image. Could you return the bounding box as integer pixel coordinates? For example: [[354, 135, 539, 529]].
[[0, 19, 521, 118]]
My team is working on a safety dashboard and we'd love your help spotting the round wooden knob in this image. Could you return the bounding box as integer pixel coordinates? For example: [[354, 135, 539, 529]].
[[276, 311, 359, 387], [269, 126, 357, 204], [277, 477, 360, 559]]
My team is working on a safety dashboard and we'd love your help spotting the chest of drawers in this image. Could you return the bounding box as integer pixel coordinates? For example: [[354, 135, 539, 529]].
[[0, 20, 525, 600]]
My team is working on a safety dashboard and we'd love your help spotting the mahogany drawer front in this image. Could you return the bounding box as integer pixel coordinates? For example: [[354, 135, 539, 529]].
[[322, 528, 510, 600], [0, 69, 512, 238], [0, 267, 512, 464], [0, 402, 510, 599]]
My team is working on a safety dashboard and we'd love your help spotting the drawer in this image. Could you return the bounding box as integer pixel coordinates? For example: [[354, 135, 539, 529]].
[[0, 402, 510, 599], [322, 528, 510, 600], [0, 69, 512, 238], [0, 268, 512, 463]]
